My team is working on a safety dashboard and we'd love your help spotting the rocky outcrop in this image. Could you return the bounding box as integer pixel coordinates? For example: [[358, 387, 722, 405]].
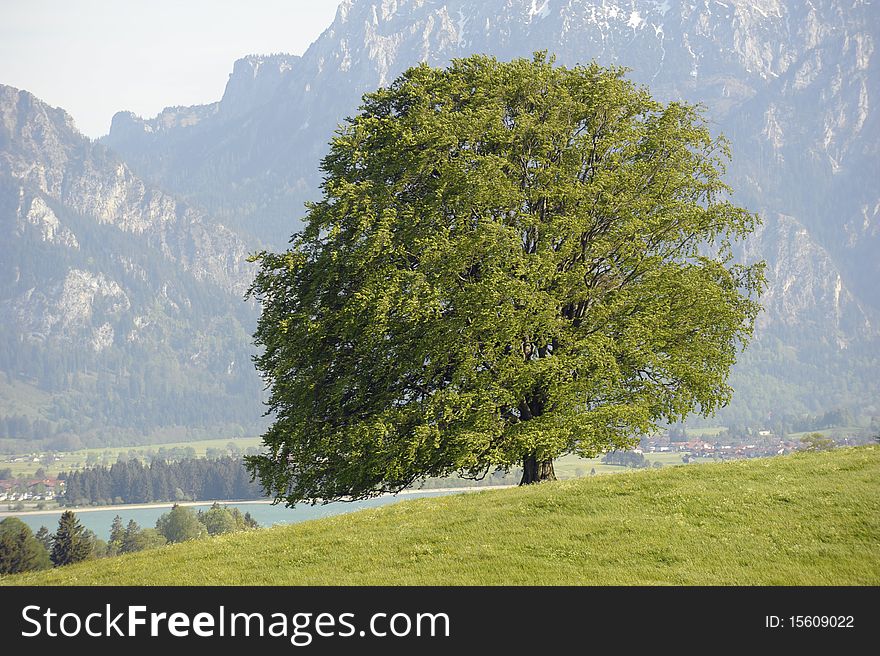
[[741, 213, 875, 345], [0, 85, 253, 296], [17, 195, 79, 249], [0, 86, 264, 444]]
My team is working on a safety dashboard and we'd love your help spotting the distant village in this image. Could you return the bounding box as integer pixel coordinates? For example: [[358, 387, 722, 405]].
[[641, 425, 869, 460], [1, 477, 64, 504], [640, 431, 800, 459]]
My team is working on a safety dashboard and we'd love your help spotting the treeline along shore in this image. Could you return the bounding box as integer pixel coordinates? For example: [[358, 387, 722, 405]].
[[62, 456, 263, 506]]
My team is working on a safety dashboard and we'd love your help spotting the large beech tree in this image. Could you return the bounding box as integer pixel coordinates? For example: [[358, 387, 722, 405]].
[[247, 53, 763, 504]]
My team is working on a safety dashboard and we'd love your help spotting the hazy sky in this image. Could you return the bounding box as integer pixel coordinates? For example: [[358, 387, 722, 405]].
[[0, 0, 341, 138]]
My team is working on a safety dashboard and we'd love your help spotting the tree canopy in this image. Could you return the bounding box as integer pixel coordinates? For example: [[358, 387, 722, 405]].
[[155, 504, 207, 543], [247, 53, 763, 505], [0, 517, 51, 574]]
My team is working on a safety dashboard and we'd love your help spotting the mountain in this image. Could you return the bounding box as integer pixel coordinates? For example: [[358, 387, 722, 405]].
[[101, 0, 879, 426], [0, 85, 266, 450], [104, 54, 305, 241], [3, 0, 876, 448]]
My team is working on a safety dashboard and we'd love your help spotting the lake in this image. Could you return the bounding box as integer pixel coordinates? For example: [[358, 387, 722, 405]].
[[6, 490, 463, 540]]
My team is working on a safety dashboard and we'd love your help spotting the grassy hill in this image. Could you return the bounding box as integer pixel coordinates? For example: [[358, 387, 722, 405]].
[[4, 446, 878, 585]]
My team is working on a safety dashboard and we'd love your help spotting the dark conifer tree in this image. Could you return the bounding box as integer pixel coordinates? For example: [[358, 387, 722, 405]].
[[34, 525, 52, 552], [50, 510, 92, 566]]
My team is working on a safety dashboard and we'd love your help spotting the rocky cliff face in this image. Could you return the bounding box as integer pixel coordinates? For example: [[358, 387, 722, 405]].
[[103, 54, 305, 240], [1, 86, 253, 295], [0, 86, 264, 448]]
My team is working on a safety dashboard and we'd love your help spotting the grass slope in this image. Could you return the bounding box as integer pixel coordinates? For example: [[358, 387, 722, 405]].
[[4, 447, 878, 586]]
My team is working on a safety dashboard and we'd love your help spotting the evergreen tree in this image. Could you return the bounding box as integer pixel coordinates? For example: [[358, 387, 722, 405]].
[[108, 515, 125, 555], [50, 510, 92, 567], [82, 529, 109, 559], [34, 526, 52, 552], [120, 519, 142, 554]]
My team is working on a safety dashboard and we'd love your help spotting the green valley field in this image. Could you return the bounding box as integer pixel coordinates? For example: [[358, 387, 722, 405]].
[[3, 446, 878, 585]]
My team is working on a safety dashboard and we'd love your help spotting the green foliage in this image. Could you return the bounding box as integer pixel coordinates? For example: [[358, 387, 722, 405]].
[[120, 520, 166, 554], [34, 526, 51, 552], [243, 512, 259, 529], [601, 450, 648, 468], [198, 502, 252, 536], [155, 505, 207, 543], [134, 529, 167, 551], [49, 510, 92, 567], [63, 456, 263, 506], [5, 447, 878, 585], [82, 529, 110, 559], [800, 432, 835, 452], [248, 53, 764, 504], [109, 515, 125, 555], [0, 517, 51, 574]]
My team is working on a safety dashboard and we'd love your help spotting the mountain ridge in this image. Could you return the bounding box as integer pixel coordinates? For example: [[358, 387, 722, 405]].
[[1, 0, 876, 446]]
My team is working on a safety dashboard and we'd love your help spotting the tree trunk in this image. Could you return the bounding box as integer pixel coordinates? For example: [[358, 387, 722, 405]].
[[520, 454, 556, 485]]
